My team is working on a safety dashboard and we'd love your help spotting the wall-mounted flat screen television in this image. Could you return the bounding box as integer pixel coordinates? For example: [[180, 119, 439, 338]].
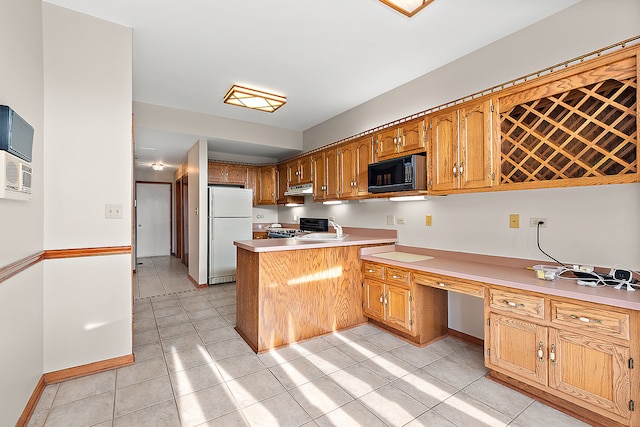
[[0, 105, 34, 162]]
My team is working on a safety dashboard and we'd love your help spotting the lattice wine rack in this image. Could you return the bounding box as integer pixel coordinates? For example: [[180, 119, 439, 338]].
[[500, 76, 637, 184]]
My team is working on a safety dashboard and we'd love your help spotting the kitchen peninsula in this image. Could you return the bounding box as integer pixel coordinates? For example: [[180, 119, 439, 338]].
[[233, 227, 396, 352]]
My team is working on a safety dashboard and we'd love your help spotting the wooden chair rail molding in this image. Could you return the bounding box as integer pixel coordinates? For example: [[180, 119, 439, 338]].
[[0, 246, 132, 285]]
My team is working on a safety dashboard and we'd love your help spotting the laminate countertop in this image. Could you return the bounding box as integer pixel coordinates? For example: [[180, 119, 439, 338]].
[[361, 245, 640, 311], [235, 227, 397, 253]]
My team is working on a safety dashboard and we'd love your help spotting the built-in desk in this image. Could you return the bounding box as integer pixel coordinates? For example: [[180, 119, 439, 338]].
[[360, 245, 640, 427]]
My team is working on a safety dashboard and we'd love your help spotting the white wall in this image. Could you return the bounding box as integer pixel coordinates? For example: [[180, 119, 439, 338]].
[[188, 139, 208, 284], [0, 0, 45, 424], [134, 102, 303, 153], [253, 205, 279, 224], [42, 3, 133, 371], [290, 0, 640, 339]]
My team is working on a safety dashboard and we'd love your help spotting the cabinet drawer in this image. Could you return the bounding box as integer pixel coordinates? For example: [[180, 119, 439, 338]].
[[385, 267, 410, 285], [413, 272, 485, 298], [490, 289, 544, 319], [363, 262, 384, 280], [551, 300, 630, 340]]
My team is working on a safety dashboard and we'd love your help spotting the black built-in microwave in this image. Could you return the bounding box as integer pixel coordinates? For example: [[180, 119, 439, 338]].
[[367, 153, 426, 193]]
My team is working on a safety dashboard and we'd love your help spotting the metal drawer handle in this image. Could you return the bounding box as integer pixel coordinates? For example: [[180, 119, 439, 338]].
[[367, 269, 376, 273], [391, 275, 402, 279], [379, 294, 384, 303], [569, 314, 602, 324], [550, 344, 556, 364], [537, 342, 544, 361], [503, 299, 525, 308], [438, 282, 449, 287]]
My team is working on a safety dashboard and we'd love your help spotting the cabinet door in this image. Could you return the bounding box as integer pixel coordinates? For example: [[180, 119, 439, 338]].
[[247, 166, 257, 205], [208, 162, 226, 184], [399, 119, 426, 153], [226, 164, 248, 185], [311, 151, 326, 201], [385, 284, 412, 333], [363, 279, 385, 321], [325, 148, 340, 200], [276, 163, 288, 203], [339, 143, 356, 198], [354, 137, 372, 196], [549, 328, 630, 419], [375, 128, 399, 161], [298, 155, 313, 185], [489, 313, 548, 386], [430, 110, 459, 192], [459, 100, 493, 189], [257, 166, 276, 205]]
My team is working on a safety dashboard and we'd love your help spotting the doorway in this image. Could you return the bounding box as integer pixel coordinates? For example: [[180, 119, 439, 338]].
[[136, 182, 172, 258]]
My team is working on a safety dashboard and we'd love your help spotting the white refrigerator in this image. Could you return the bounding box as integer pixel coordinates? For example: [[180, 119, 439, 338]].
[[208, 186, 253, 284]]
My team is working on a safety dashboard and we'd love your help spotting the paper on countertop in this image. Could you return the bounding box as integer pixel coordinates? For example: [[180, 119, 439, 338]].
[[371, 252, 434, 263]]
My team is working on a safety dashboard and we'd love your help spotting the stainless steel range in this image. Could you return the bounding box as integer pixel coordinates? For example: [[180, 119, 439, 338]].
[[267, 228, 307, 238], [267, 217, 329, 238]]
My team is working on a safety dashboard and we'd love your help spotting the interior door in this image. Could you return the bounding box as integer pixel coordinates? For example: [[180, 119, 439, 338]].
[[136, 182, 171, 258]]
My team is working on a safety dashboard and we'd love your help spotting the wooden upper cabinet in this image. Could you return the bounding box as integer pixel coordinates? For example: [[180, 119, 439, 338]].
[[498, 55, 638, 189], [374, 128, 400, 161], [311, 150, 327, 201], [430, 110, 459, 192], [275, 163, 288, 202], [400, 119, 427, 153], [275, 163, 304, 205], [338, 143, 356, 198], [354, 137, 372, 196], [297, 155, 313, 185], [459, 100, 494, 189], [374, 119, 426, 162], [256, 166, 276, 205], [324, 148, 340, 200], [246, 166, 258, 205], [286, 155, 313, 186], [208, 161, 248, 186], [429, 100, 494, 192], [336, 137, 372, 199]]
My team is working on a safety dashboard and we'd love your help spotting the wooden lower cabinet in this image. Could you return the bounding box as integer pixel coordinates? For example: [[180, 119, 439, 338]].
[[487, 288, 632, 425], [362, 262, 447, 345], [363, 279, 412, 333]]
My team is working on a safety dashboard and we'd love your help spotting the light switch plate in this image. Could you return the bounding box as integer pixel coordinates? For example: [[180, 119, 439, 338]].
[[105, 204, 123, 219], [386, 215, 396, 225]]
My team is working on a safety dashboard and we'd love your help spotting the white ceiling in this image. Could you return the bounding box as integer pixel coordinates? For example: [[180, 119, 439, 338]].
[[44, 0, 580, 169]]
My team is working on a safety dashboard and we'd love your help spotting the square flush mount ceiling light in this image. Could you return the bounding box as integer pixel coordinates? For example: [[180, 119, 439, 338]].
[[379, 0, 435, 17], [223, 85, 287, 113]]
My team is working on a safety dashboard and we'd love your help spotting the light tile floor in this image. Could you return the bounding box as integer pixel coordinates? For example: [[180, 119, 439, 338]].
[[134, 256, 194, 299], [29, 256, 590, 427]]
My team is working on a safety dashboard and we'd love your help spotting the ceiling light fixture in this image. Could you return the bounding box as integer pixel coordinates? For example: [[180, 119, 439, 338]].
[[379, 0, 435, 17], [151, 163, 164, 171], [223, 85, 287, 113]]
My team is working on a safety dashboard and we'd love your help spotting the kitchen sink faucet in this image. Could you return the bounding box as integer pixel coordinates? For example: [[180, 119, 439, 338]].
[[328, 220, 343, 237]]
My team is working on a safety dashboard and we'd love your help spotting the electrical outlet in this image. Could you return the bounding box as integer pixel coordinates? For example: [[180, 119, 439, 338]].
[[386, 215, 396, 225], [329, 216, 335, 221], [293, 214, 298, 221], [509, 214, 520, 228], [397, 216, 406, 225], [530, 217, 548, 228], [425, 215, 432, 226], [105, 204, 123, 219]]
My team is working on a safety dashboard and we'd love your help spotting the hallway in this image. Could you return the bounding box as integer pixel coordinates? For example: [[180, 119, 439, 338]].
[[27, 256, 588, 426]]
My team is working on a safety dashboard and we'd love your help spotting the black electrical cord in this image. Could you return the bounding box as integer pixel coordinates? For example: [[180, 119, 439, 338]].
[[536, 222, 567, 267]]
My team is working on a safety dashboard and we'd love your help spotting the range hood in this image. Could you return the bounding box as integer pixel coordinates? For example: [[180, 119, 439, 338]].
[[284, 183, 313, 196]]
